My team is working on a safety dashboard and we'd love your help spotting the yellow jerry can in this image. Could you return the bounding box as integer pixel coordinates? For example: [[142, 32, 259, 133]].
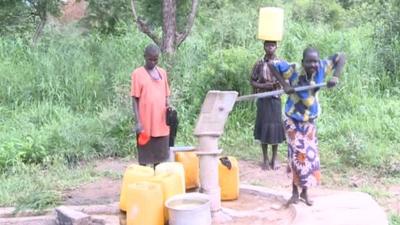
[[149, 172, 185, 222], [119, 164, 154, 211], [126, 182, 164, 225], [218, 156, 240, 200], [155, 162, 186, 191], [175, 152, 200, 190], [257, 7, 284, 41]]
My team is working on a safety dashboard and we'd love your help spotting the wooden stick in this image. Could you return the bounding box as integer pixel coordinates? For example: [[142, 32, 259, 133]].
[[236, 83, 327, 102]]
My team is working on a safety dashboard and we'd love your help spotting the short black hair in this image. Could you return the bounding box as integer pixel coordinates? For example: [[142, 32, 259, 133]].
[[144, 44, 160, 56], [302, 47, 320, 59]]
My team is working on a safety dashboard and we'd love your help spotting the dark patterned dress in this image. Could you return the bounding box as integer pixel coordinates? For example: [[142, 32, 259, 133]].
[[251, 58, 287, 145]]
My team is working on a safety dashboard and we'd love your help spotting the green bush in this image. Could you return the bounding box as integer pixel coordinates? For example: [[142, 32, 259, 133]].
[[197, 47, 256, 96], [291, 0, 345, 29]]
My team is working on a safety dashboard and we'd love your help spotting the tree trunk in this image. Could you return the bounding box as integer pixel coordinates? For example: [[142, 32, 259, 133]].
[[162, 0, 177, 54], [131, 0, 198, 55], [32, 16, 46, 46]]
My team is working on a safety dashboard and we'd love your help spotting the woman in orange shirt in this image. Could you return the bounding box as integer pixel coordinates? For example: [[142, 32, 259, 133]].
[[131, 44, 170, 167]]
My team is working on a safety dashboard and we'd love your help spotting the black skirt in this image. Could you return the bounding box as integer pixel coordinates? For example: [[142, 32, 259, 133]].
[[254, 97, 286, 144], [137, 136, 169, 165]]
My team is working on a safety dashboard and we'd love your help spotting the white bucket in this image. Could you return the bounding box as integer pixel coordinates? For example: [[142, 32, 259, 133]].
[[165, 193, 211, 225]]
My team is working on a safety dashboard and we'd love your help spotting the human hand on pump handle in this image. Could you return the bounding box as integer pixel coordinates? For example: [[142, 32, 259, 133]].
[[327, 76, 339, 88], [283, 85, 295, 94]]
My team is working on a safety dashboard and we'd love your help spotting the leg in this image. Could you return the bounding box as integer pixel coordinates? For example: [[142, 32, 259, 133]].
[[300, 187, 314, 206], [286, 183, 299, 206], [261, 144, 270, 170], [270, 144, 280, 170]]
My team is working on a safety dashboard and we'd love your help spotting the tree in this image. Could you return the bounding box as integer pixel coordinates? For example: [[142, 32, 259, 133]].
[[0, 0, 63, 44], [84, 0, 131, 34], [27, 0, 63, 44], [0, 0, 34, 35], [131, 0, 199, 54]]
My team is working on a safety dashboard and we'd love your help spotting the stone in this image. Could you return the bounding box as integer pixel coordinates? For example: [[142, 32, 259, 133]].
[[55, 206, 91, 225], [270, 203, 282, 210]]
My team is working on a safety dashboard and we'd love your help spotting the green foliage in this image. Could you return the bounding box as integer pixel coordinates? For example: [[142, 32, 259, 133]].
[[84, 0, 199, 34], [0, 29, 154, 172], [372, 0, 400, 84], [0, 103, 135, 171], [0, 161, 99, 209], [201, 1, 258, 48], [15, 190, 60, 213], [197, 47, 256, 96], [0, 0, 63, 36], [0, 0, 34, 35], [84, 0, 131, 34], [391, 214, 400, 225], [291, 0, 345, 29]]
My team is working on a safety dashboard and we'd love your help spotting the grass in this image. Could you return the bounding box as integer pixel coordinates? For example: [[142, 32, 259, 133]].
[[391, 214, 400, 225], [0, 159, 100, 212]]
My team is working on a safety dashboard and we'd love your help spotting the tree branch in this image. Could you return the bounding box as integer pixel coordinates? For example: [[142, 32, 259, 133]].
[[176, 0, 199, 47], [32, 15, 46, 46], [130, 0, 161, 46]]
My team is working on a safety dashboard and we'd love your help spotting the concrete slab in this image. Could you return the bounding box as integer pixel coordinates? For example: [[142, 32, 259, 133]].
[[0, 207, 51, 218], [0, 215, 56, 225], [91, 215, 119, 225], [291, 191, 389, 225]]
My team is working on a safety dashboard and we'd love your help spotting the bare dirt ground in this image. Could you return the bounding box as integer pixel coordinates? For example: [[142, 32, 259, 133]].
[[62, 157, 400, 217], [60, 0, 87, 23]]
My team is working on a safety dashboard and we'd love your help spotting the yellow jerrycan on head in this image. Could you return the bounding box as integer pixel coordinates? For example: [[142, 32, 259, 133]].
[[119, 164, 154, 211], [155, 162, 186, 191], [149, 172, 185, 223], [126, 182, 164, 225], [219, 156, 240, 200], [175, 151, 200, 190], [257, 7, 284, 41]]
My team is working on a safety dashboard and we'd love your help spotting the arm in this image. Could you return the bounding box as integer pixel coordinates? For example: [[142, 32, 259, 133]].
[[267, 62, 295, 94], [164, 70, 171, 107], [250, 80, 274, 89], [132, 97, 142, 133], [327, 53, 346, 88], [250, 61, 275, 90]]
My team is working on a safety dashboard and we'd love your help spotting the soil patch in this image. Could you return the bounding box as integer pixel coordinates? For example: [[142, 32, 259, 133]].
[[220, 191, 293, 225]]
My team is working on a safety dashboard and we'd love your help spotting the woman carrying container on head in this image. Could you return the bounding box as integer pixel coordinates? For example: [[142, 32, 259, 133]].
[[131, 44, 171, 168], [250, 40, 290, 170], [269, 47, 346, 206]]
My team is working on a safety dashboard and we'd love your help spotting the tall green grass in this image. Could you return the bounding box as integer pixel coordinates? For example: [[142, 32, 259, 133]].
[[391, 214, 400, 225], [0, 159, 100, 211]]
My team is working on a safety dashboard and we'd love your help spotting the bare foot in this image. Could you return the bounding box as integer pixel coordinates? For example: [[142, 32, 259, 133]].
[[261, 162, 270, 170], [300, 191, 314, 206], [270, 160, 280, 170], [285, 193, 299, 207], [286, 165, 292, 173]]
